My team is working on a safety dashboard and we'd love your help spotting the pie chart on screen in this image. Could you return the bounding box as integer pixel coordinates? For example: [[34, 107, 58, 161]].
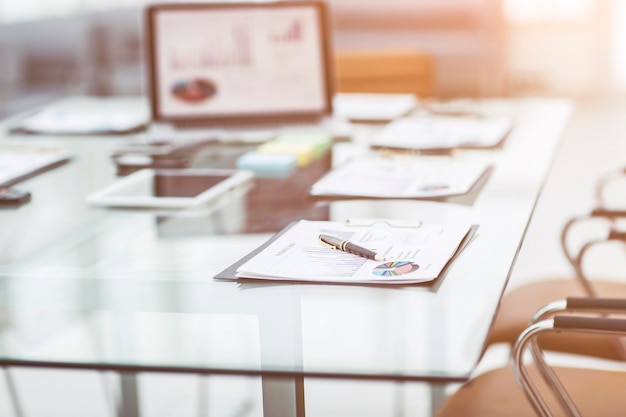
[[171, 78, 217, 103], [372, 261, 419, 277]]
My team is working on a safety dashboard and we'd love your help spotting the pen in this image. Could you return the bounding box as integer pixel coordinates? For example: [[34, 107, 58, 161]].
[[319, 234, 386, 262]]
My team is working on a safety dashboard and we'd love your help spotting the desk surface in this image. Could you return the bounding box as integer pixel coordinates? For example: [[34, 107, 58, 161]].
[[0, 98, 572, 383]]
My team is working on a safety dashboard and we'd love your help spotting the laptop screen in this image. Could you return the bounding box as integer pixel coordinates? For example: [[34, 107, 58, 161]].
[[145, 1, 334, 126]]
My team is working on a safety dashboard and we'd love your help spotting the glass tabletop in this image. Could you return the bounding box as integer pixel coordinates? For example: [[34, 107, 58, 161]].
[[0, 98, 572, 382]]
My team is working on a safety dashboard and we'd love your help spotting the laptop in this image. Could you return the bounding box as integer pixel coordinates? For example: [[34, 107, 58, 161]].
[[144, 1, 349, 143]]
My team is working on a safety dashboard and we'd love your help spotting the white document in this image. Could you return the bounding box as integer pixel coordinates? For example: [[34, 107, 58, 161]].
[[234, 219, 474, 284], [310, 156, 490, 198], [333, 93, 418, 122], [0, 146, 71, 187], [11, 96, 149, 135], [369, 116, 512, 150]]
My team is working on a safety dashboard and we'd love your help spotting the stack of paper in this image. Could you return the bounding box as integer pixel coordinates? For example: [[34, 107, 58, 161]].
[[219, 219, 475, 284], [310, 157, 490, 198]]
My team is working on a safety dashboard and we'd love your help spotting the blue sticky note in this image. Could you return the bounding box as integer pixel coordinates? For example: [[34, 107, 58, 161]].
[[236, 152, 297, 178]]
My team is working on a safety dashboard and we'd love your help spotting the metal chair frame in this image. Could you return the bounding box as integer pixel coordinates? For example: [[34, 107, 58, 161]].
[[512, 297, 626, 417]]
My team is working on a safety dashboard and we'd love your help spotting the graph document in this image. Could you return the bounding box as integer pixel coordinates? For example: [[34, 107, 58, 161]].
[[153, 6, 327, 118]]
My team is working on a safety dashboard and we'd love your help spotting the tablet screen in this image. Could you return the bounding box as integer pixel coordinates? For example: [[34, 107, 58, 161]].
[[146, 1, 334, 124]]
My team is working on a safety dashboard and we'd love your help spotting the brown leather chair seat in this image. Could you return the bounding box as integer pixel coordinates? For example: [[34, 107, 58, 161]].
[[435, 364, 626, 417], [487, 279, 626, 360]]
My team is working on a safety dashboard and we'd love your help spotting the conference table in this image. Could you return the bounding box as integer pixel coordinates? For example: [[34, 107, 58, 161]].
[[0, 98, 572, 416]]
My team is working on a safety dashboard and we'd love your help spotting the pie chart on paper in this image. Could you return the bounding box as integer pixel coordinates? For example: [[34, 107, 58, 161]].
[[171, 78, 217, 103], [372, 261, 419, 276]]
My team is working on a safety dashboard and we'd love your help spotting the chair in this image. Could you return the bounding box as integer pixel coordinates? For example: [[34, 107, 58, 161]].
[[333, 50, 435, 97], [436, 297, 626, 417], [486, 205, 626, 360]]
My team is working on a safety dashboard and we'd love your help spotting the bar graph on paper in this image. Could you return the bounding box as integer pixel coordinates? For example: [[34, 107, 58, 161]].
[[270, 19, 303, 43], [169, 26, 252, 69]]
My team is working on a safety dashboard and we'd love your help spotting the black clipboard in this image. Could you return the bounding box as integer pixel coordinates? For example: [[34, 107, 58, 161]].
[[0, 147, 71, 188], [213, 221, 299, 281], [214, 221, 478, 287]]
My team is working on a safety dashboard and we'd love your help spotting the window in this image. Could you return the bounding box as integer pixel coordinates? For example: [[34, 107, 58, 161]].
[[0, 0, 146, 22], [503, 0, 595, 23]]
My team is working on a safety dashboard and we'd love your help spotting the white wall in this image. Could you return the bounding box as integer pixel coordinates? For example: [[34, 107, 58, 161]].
[[502, 0, 617, 97], [505, 24, 611, 96]]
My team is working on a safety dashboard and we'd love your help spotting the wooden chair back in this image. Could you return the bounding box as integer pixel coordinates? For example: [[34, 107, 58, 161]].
[[334, 50, 435, 97]]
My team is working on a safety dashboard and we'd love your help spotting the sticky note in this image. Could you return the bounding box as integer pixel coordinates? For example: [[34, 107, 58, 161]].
[[256, 141, 316, 167], [236, 151, 297, 178], [273, 132, 332, 158]]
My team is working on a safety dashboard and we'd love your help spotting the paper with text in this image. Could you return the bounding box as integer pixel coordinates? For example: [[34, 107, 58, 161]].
[[369, 116, 512, 150], [310, 156, 490, 198], [235, 220, 473, 284], [0, 146, 71, 188]]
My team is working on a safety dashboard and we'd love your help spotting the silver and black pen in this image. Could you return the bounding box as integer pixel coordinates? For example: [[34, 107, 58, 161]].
[[319, 234, 386, 262]]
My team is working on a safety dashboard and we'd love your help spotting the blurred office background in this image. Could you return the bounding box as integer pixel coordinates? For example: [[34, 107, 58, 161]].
[[0, 0, 624, 117], [2, 1, 626, 417]]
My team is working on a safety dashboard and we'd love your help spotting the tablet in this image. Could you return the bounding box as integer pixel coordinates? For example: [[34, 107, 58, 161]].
[[144, 1, 334, 126], [86, 168, 254, 210]]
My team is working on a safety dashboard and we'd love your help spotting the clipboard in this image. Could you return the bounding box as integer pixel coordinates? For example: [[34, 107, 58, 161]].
[[368, 116, 513, 153], [309, 157, 492, 200], [0, 146, 71, 188], [214, 221, 299, 281], [214, 219, 478, 285], [8, 96, 148, 136]]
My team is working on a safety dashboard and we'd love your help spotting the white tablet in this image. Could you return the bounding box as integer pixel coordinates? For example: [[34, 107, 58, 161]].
[[145, 1, 334, 126], [86, 168, 254, 210]]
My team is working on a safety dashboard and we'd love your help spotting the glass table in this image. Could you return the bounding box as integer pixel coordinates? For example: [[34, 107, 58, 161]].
[[0, 98, 572, 416]]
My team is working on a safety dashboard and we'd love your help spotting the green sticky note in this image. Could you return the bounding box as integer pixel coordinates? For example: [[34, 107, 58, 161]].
[[273, 132, 332, 158]]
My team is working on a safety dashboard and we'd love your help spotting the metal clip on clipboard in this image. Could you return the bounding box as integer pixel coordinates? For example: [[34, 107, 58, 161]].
[[345, 218, 423, 228]]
